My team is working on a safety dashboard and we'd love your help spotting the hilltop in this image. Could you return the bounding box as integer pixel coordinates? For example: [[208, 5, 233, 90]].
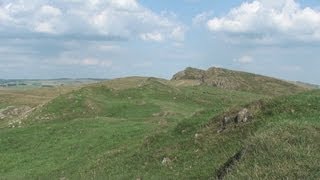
[[171, 67, 307, 96]]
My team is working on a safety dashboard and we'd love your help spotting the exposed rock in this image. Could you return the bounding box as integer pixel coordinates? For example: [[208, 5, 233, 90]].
[[218, 108, 252, 133], [171, 67, 206, 82], [171, 66, 306, 96], [161, 157, 172, 166], [235, 108, 250, 123], [1, 106, 32, 116], [0, 106, 32, 120]]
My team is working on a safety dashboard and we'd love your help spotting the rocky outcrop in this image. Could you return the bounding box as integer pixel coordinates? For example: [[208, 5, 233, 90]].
[[0, 106, 32, 120], [171, 66, 306, 96], [218, 108, 254, 133], [171, 67, 206, 82], [0, 106, 33, 128]]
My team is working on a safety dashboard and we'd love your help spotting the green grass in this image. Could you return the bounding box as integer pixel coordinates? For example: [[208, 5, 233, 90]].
[[0, 86, 79, 128], [0, 117, 153, 179], [0, 78, 318, 179], [225, 90, 320, 179], [0, 79, 264, 179]]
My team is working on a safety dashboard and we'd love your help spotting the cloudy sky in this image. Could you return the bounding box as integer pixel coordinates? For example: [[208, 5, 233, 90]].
[[0, 0, 320, 84]]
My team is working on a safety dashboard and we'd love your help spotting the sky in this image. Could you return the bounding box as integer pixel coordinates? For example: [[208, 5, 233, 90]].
[[0, 0, 320, 84]]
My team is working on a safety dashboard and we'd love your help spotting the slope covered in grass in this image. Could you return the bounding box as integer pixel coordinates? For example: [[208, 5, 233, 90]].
[[0, 77, 318, 179], [0, 77, 264, 179], [225, 90, 320, 179], [0, 87, 78, 128]]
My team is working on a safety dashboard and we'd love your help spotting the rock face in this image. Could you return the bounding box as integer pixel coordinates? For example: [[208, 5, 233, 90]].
[[171, 67, 241, 89], [171, 66, 306, 96], [171, 67, 205, 82]]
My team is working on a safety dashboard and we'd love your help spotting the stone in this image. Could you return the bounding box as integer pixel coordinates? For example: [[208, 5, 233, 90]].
[[235, 108, 250, 123], [161, 157, 172, 166]]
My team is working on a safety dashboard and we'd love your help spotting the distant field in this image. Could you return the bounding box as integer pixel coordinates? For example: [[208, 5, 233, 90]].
[[0, 84, 84, 128], [0, 78, 107, 90]]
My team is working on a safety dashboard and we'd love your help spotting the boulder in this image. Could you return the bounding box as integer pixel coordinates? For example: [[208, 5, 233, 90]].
[[235, 108, 250, 123], [218, 108, 252, 133]]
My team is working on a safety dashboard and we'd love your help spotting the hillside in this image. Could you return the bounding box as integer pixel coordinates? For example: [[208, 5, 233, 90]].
[[171, 67, 306, 96], [0, 86, 80, 128], [0, 77, 264, 179], [225, 90, 320, 179], [0, 72, 319, 179]]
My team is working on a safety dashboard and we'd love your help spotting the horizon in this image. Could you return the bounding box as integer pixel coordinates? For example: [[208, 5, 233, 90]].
[[1, 0, 320, 84], [0, 66, 319, 86]]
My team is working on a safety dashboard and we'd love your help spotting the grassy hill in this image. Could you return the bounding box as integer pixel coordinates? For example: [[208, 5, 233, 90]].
[[224, 90, 320, 179], [0, 86, 79, 128], [0, 72, 318, 179], [171, 67, 307, 96]]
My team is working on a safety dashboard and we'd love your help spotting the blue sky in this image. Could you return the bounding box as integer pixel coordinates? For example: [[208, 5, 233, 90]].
[[0, 0, 320, 84]]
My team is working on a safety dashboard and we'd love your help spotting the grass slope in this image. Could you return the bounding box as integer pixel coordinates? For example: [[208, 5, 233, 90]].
[[0, 77, 318, 179], [0, 78, 263, 179], [0, 86, 79, 128], [226, 90, 320, 179]]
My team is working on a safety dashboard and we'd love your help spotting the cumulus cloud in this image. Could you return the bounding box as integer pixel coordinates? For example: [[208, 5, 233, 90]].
[[0, 0, 185, 42], [234, 55, 254, 64], [207, 0, 320, 44]]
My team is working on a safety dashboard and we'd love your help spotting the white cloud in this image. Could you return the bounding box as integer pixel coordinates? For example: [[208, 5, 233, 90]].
[[207, 0, 320, 43], [234, 55, 254, 64], [0, 0, 185, 42], [34, 22, 56, 34], [140, 32, 164, 42], [40, 5, 62, 17]]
